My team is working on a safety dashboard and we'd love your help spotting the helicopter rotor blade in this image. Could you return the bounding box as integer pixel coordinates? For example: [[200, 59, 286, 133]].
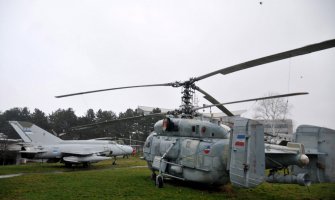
[[193, 92, 309, 111], [194, 39, 335, 82], [55, 83, 176, 98], [71, 113, 166, 131], [194, 86, 234, 116]]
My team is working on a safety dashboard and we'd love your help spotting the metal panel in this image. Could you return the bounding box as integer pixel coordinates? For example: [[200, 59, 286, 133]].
[[159, 140, 179, 159], [229, 118, 265, 188], [293, 125, 335, 183], [319, 127, 335, 182], [180, 139, 200, 168], [196, 141, 212, 171]]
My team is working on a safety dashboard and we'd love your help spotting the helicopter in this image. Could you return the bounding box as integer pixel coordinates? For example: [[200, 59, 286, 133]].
[[56, 39, 335, 188]]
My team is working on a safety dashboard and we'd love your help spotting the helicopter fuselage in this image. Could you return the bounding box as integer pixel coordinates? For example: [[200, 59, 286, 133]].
[[143, 117, 231, 185]]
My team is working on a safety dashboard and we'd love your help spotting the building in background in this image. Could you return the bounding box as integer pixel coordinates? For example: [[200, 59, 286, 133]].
[[257, 119, 293, 144]]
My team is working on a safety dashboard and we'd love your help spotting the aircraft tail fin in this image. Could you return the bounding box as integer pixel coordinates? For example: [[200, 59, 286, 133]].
[[9, 121, 62, 144], [229, 118, 265, 188]]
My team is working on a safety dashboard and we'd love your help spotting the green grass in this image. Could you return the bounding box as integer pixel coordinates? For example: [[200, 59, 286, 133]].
[[0, 162, 64, 175], [0, 157, 334, 200], [0, 156, 145, 175]]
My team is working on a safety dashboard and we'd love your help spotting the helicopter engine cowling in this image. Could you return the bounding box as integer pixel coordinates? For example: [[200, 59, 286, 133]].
[[154, 118, 230, 139]]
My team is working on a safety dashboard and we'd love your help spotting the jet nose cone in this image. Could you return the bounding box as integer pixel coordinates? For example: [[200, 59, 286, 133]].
[[125, 146, 133, 154]]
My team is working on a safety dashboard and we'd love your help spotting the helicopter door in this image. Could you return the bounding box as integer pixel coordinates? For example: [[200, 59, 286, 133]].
[[229, 118, 265, 188]]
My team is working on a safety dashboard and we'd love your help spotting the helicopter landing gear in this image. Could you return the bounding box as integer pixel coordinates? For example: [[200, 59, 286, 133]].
[[112, 156, 117, 165], [151, 172, 157, 181], [155, 175, 164, 188]]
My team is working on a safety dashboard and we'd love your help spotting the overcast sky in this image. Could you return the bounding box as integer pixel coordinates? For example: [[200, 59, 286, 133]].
[[0, 0, 334, 130]]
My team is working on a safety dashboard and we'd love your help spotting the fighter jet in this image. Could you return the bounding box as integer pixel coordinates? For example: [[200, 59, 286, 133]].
[[9, 121, 133, 167]]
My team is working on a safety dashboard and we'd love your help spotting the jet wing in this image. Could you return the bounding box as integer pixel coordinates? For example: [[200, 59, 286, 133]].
[[0, 138, 23, 144], [63, 154, 111, 164], [303, 150, 327, 155], [264, 143, 304, 154], [61, 148, 112, 157], [265, 143, 309, 168], [61, 150, 95, 156], [19, 150, 47, 154], [61, 148, 112, 164]]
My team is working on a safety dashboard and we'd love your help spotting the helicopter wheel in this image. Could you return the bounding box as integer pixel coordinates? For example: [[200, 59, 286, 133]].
[[151, 172, 157, 181], [156, 175, 164, 188]]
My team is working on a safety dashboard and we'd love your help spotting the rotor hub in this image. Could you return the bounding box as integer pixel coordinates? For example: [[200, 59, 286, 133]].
[[179, 81, 197, 116]]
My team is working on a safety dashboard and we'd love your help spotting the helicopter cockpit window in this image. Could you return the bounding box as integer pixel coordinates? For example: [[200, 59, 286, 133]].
[[162, 118, 178, 132], [192, 125, 200, 134]]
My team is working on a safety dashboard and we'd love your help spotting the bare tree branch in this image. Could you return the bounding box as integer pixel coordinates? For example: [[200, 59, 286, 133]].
[[253, 92, 291, 137]]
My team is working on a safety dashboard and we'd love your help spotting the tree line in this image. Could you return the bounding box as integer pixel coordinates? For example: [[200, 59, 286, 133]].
[[0, 93, 291, 144], [0, 107, 163, 145]]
